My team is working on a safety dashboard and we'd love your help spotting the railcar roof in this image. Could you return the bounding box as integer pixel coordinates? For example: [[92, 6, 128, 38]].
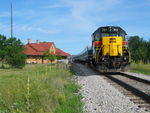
[[92, 26, 127, 35]]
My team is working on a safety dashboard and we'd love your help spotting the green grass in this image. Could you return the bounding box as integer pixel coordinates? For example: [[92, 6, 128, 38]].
[[131, 63, 150, 75], [0, 64, 83, 113], [55, 81, 83, 113]]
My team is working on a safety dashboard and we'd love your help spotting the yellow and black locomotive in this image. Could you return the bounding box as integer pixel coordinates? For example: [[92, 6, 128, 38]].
[[73, 26, 130, 72]]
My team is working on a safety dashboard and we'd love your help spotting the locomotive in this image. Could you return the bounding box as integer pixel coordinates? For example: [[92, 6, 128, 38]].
[[73, 26, 130, 72]]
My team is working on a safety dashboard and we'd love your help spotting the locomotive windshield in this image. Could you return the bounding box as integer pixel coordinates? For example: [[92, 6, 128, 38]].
[[101, 32, 126, 40]]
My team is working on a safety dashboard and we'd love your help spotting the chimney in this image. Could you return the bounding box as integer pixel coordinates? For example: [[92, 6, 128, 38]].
[[36, 40, 40, 44], [28, 39, 31, 44]]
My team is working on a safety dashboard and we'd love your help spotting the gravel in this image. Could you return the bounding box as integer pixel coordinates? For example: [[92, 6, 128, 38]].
[[73, 63, 148, 113]]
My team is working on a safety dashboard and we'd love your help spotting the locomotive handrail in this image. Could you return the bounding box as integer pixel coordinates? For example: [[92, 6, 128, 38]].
[[96, 47, 102, 63]]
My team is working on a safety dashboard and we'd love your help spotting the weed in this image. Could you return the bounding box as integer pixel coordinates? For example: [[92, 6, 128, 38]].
[[131, 63, 150, 75], [0, 64, 83, 113]]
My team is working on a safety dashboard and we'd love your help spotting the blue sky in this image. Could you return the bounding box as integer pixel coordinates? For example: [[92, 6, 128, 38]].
[[0, 0, 150, 54]]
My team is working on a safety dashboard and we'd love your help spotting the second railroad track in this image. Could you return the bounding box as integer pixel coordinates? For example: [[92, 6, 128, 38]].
[[102, 72, 150, 112]]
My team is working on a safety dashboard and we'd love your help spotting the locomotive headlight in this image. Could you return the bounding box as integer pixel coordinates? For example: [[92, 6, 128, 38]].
[[101, 57, 105, 61], [124, 57, 127, 60]]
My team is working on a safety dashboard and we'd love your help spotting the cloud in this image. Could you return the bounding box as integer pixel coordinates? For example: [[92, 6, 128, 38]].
[[16, 24, 61, 35], [0, 22, 9, 32], [36, 27, 61, 34], [20, 25, 32, 31], [60, 0, 121, 20], [0, 12, 10, 17], [45, 4, 64, 9], [2, 0, 122, 37], [52, 0, 122, 32]]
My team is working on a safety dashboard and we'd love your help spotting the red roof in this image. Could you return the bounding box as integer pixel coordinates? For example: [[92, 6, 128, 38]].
[[56, 48, 70, 56], [24, 42, 70, 57]]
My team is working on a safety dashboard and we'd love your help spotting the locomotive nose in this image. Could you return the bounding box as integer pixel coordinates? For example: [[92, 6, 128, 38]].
[[102, 36, 123, 56]]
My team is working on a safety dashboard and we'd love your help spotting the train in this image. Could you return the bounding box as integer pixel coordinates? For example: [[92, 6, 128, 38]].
[[72, 26, 130, 72]]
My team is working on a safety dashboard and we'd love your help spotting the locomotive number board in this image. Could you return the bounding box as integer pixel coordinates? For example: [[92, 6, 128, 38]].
[[101, 27, 119, 33]]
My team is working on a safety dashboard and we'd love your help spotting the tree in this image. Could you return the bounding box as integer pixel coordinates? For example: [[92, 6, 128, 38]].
[[5, 37, 26, 68], [146, 40, 150, 63], [44, 51, 56, 63], [0, 35, 26, 68], [56, 53, 62, 60], [5, 54, 26, 68], [128, 36, 149, 63], [0, 35, 7, 68]]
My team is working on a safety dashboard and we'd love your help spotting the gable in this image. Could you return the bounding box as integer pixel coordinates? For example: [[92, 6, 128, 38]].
[[49, 43, 56, 54]]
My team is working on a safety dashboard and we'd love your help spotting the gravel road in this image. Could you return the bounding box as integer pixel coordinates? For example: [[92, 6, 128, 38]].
[[73, 63, 148, 113]]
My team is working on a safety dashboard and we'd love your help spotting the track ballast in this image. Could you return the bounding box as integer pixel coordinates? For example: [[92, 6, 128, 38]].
[[102, 72, 150, 112]]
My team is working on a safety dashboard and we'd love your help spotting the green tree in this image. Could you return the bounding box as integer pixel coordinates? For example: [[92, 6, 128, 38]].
[[0, 35, 7, 68], [146, 40, 150, 62], [44, 51, 56, 63], [56, 53, 62, 60], [0, 35, 26, 68], [128, 36, 149, 63], [5, 37, 26, 68]]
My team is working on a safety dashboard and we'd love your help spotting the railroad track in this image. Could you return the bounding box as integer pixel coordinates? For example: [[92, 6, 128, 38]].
[[102, 72, 150, 112]]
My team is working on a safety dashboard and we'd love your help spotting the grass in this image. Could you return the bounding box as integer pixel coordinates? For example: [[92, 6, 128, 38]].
[[130, 63, 150, 75], [55, 81, 83, 113], [0, 64, 83, 113]]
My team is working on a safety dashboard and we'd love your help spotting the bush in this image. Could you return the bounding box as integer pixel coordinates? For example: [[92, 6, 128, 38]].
[[5, 54, 26, 68], [44, 51, 56, 63], [0, 35, 26, 68]]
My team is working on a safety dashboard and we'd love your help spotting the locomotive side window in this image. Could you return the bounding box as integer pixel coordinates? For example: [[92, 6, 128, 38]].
[[121, 33, 125, 40], [94, 32, 101, 41]]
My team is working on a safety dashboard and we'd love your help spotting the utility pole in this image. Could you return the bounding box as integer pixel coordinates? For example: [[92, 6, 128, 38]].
[[10, 1, 13, 38]]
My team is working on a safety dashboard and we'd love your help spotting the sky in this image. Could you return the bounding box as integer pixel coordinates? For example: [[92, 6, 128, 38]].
[[0, 0, 150, 54]]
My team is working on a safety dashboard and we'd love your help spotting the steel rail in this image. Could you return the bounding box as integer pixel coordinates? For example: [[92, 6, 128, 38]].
[[119, 72, 150, 85], [104, 75, 150, 104]]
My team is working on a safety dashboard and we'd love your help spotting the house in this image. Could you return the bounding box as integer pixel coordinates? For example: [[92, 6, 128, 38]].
[[24, 39, 70, 64]]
